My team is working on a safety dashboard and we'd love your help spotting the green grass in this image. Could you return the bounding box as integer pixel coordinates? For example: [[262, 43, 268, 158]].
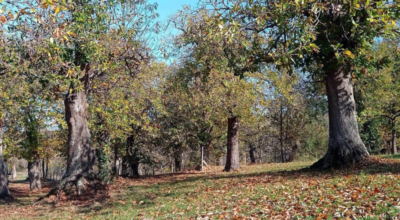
[[377, 154, 400, 159], [2, 159, 400, 219]]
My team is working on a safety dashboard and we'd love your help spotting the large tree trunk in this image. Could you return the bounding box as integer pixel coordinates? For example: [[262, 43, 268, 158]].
[[224, 116, 240, 171], [0, 124, 11, 199], [28, 160, 41, 190], [45, 85, 94, 197], [311, 67, 369, 169], [63, 88, 93, 194]]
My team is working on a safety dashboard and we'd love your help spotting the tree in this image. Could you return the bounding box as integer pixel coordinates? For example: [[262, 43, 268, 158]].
[[0, 38, 33, 198], [199, 0, 400, 169], [21, 108, 42, 191], [173, 9, 262, 171], [263, 71, 307, 163], [0, 118, 11, 199], [88, 62, 167, 177], [2, 0, 158, 196], [357, 39, 400, 154]]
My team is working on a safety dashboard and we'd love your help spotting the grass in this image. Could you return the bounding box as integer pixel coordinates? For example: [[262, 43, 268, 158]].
[[2, 158, 400, 219], [377, 153, 400, 159]]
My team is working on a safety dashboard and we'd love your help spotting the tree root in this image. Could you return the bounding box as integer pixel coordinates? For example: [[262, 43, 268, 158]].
[[310, 148, 370, 170], [36, 172, 107, 203], [0, 192, 14, 201]]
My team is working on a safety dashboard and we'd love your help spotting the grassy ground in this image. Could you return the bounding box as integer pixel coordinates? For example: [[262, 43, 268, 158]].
[[1, 157, 400, 219], [378, 154, 400, 159]]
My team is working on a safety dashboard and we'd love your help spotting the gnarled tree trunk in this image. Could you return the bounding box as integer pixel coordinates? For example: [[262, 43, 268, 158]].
[[311, 67, 369, 169], [0, 123, 11, 199], [63, 88, 93, 194], [28, 160, 41, 190], [224, 116, 240, 172], [44, 85, 94, 198]]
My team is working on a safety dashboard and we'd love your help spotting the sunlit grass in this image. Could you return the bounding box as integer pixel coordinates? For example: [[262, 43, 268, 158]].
[[378, 154, 400, 159]]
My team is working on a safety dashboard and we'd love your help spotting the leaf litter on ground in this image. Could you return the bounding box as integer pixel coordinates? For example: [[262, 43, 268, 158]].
[[1, 157, 400, 219]]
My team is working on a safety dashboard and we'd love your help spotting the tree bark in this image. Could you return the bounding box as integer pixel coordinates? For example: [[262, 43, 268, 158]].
[[45, 84, 94, 197], [170, 157, 174, 173], [11, 164, 17, 180], [122, 136, 141, 177], [131, 161, 140, 177], [392, 121, 397, 154], [28, 160, 42, 190], [200, 145, 204, 171], [224, 116, 240, 171], [45, 159, 49, 180], [311, 67, 369, 169], [0, 123, 11, 199], [64, 87, 94, 194], [114, 144, 118, 177], [280, 103, 285, 163], [42, 160, 45, 179], [122, 156, 140, 177], [249, 144, 256, 164], [174, 154, 182, 172]]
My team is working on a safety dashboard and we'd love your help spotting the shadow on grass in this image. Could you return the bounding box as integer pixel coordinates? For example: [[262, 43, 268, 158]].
[[10, 179, 29, 184], [1, 180, 60, 206]]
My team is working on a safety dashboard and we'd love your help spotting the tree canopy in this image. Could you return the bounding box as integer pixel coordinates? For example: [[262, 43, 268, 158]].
[[0, 2, 400, 217]]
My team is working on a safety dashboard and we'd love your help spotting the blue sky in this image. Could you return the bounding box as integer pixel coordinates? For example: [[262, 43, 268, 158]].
[[149, 0, 199, 21], [148, 0, 200, 62]]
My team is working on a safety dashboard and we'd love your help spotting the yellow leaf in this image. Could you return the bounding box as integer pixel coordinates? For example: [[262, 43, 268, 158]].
[[54, 6, 60, 16], [309, 43, 319, 50], [67, 31, 77, 37], [63, 35, 69, 41], [344, 50, 355, 59], [391, 20, 396, 26]]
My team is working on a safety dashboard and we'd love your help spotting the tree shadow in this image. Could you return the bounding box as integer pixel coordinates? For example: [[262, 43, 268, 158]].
[[1, 180, 59, 205]]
